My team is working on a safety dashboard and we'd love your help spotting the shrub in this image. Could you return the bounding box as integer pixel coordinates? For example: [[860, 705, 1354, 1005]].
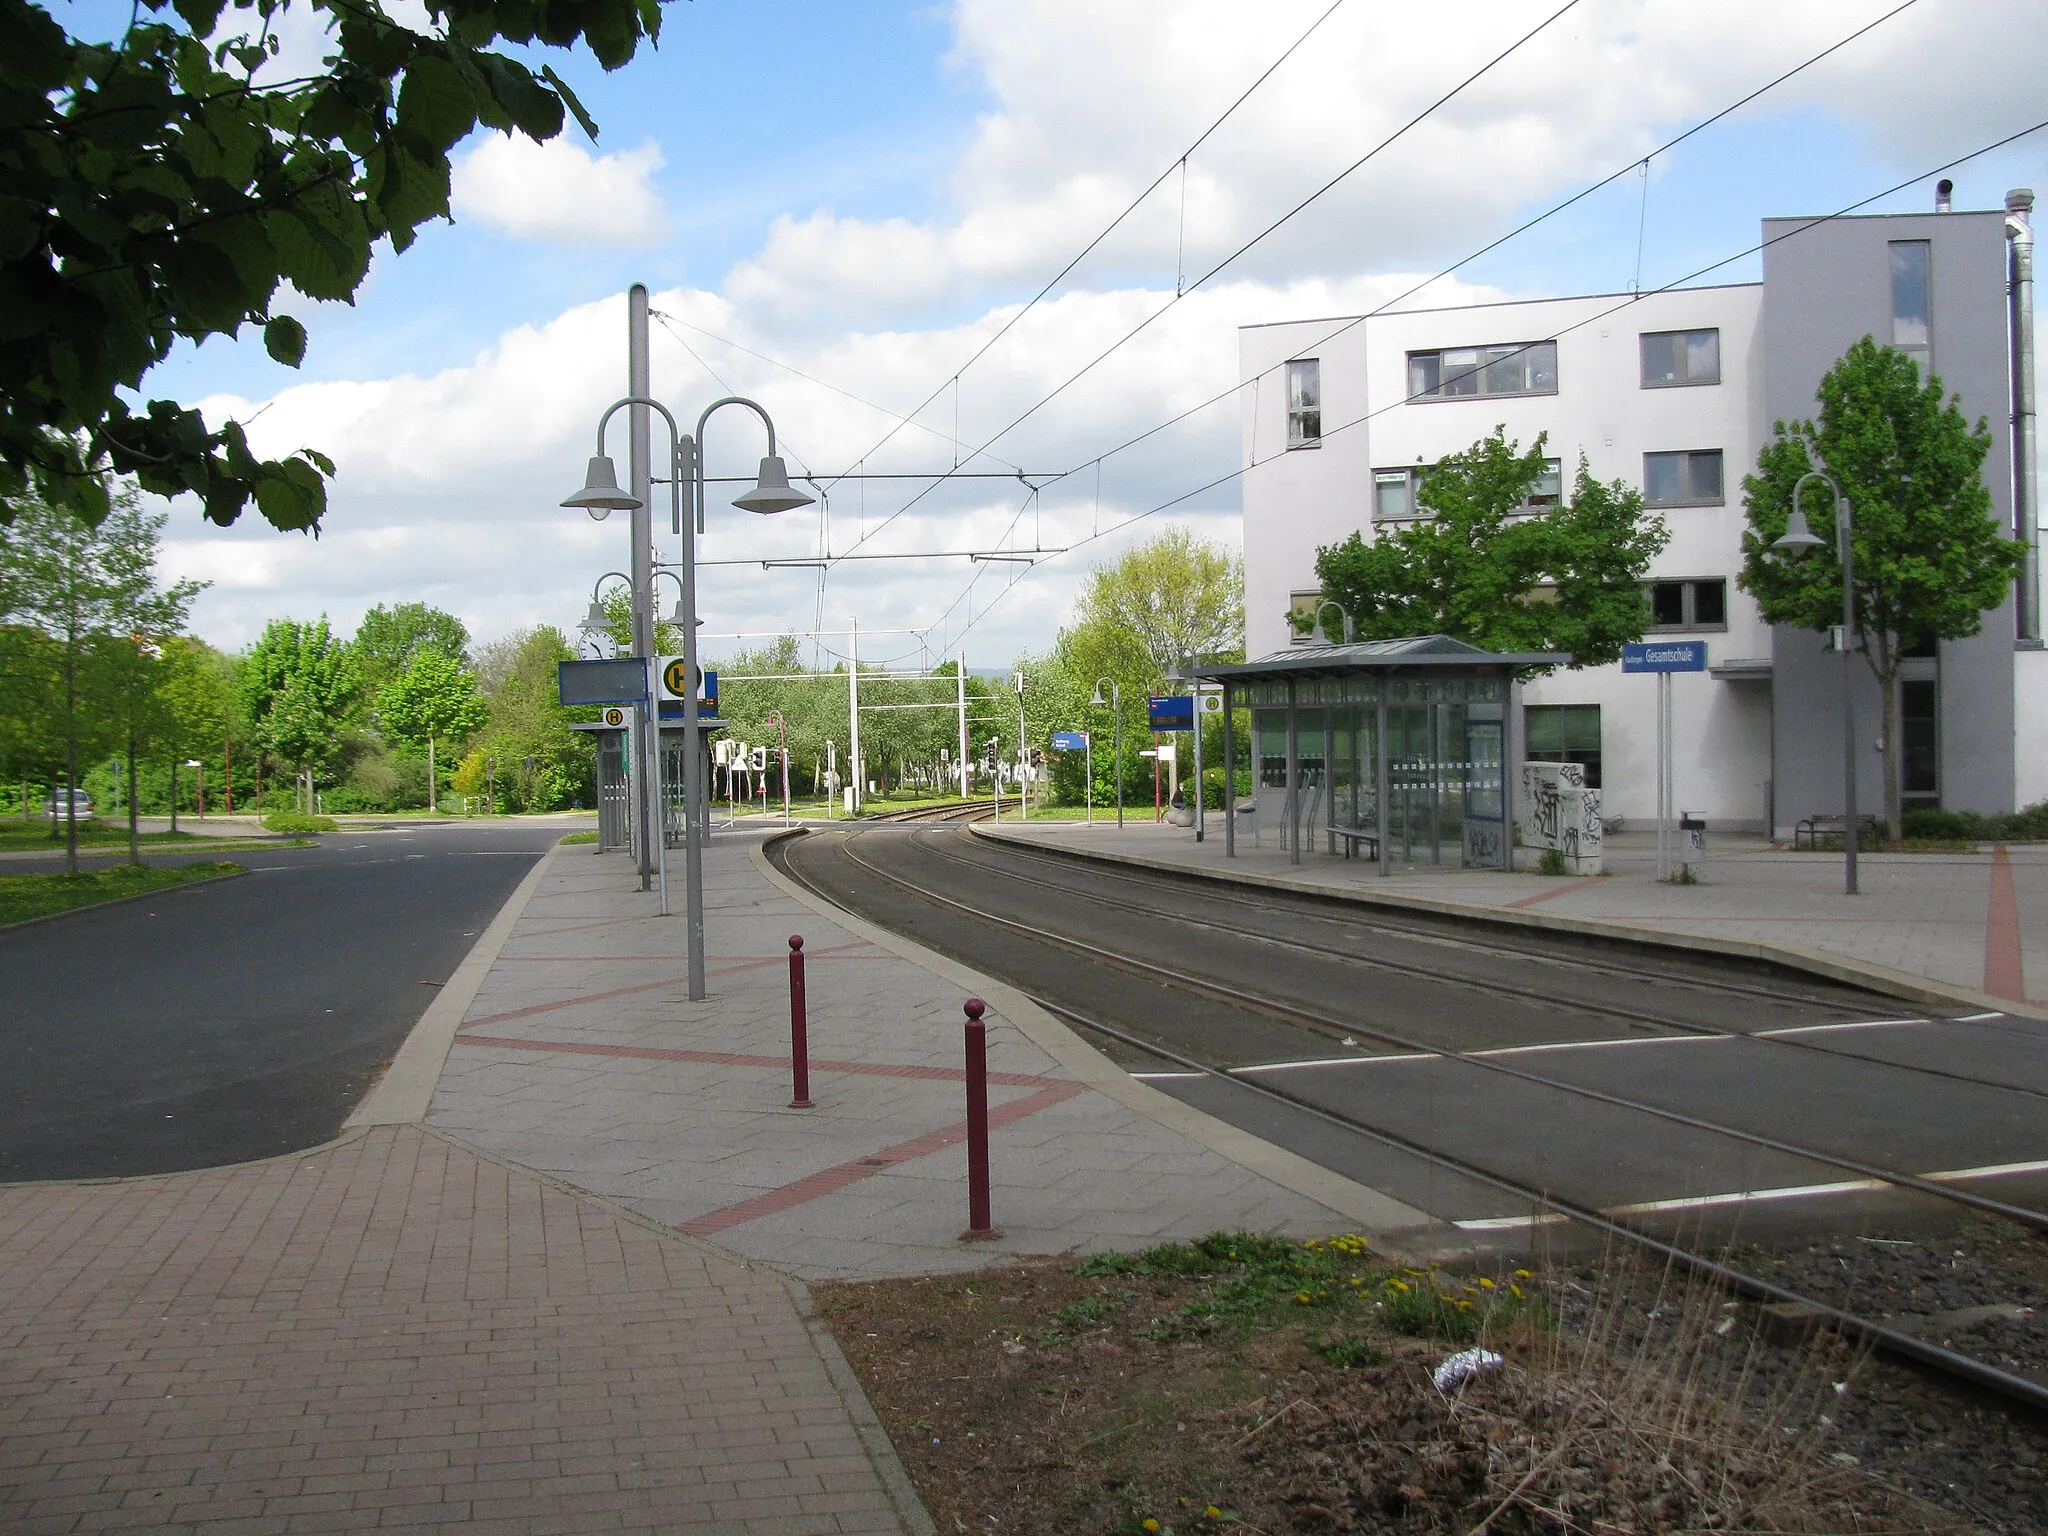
[[1901, 808, 1981, 841], [263, 811, 337, 833]]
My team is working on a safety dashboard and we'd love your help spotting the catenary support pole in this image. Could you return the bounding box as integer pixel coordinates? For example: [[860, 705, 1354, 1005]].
[[787, 936, 812, 1108], [1839, 493, 1860, 896], [956, 652, 969, 797], [848, 621, 862, 814], [628, 285, 657, 894], [1284, 678, 1300, 865], [1220, 680, 1233, 856]]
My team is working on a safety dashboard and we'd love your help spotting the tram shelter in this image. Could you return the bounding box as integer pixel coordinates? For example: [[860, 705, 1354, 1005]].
[[571, 707, 728, 856], [1198, 635, 1567, 875]]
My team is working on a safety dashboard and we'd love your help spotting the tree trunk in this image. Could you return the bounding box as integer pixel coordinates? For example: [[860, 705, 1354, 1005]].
[[427, 737, 436, 814], [127, 733, 139, 864], [63, 646, 78, 874], [170, 759, 179, 835], [1879, 665, 1903, 841]]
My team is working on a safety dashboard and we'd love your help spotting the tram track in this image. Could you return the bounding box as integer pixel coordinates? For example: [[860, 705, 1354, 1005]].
[[808, 828, 2048, 1235], [767, 823, 2048, 1421], [863, 799, 999, 824], [927, 828, 2048, 1106]]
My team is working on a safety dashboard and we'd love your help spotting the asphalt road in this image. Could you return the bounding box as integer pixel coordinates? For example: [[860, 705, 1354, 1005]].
[[0, 820, 584, 1181], [779, 826, 2048, 1247]]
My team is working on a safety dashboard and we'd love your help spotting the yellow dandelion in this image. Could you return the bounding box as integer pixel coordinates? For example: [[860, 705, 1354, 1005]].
[[1511, 1284, 1525, 1299], [1478, 1277, 1495, 1290], [1206, 1507, 1223, 1520], [1143, 1521, 1161, 1534], [1514, 1268, 1532, 1279]]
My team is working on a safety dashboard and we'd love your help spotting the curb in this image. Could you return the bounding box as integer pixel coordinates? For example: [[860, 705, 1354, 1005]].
[[345, 843, 559, 1128], [970, 824, 2048, 1024], [752, 829, 1440, 1241]]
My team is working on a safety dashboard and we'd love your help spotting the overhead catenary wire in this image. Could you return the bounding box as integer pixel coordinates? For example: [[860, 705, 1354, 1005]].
[[830, 0, 1586, 564], [815, 0, 1359, 496], [925, 113, 2048, 654]]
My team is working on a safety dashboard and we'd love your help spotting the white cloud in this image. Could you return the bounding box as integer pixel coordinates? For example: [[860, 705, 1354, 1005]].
[[163, 0, 2048, 668], [452, 134, 669, 247]]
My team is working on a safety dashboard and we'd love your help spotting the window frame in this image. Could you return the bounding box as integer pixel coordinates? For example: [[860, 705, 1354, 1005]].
[[1406, 340, 1558, 402], [1639, 328, 1722, 388], [1889, 240, 1932, 360], [1643, 577, 1729, 634], [1642, 448, 1726, 508], [1523, 703, 1602, 790], [1372, 467, 1420, 523], [1286, 358, 1322, 448]]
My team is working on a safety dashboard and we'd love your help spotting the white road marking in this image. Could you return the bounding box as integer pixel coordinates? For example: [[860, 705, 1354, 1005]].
[[1129, 1071, 1206, 1081], [1471, 1035, 1716, 1058], [1454, 1156, 2048, 1230], [1756, 1017, 1929, 1037], [1232, 1054, 1430, 1073], [1958, 1011, 2010, 1021]]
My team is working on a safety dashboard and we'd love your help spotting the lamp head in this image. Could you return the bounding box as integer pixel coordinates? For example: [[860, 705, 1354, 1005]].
[[562, 455, 641, 518], [1089, 683, 1108, 707], [666, 593, 689, 627], [1772, 509, 1825, 554], [732, 455, 815, 515], [579, 600, 609, 634]]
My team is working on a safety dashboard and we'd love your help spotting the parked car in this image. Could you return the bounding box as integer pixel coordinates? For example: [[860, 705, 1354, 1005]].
[[43, 789, 94, 823]]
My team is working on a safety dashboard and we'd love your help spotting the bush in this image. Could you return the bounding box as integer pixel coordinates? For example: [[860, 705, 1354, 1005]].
[[263, 811, 336, 833], [1899, 801, 2048, 843]]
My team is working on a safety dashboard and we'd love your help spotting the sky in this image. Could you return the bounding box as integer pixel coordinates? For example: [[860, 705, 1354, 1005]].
[[102, 0, 2048, 673]]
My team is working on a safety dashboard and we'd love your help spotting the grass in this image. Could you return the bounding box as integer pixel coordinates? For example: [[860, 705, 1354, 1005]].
[[0, 822, 232, 853], [262, 811, 336, 833], [559, 830, 599, 844], [0, 861, 243, 925]]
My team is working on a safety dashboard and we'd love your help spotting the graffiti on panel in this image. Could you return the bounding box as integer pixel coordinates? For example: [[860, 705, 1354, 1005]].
[[1520, 761, 1603, 873]]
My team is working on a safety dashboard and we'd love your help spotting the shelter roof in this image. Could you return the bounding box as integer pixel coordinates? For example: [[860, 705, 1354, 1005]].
[[1194, 634, 1567, 680]]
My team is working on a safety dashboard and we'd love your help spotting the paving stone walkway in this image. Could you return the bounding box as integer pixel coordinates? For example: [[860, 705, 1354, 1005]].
[[0, 1123, 917, 1534]]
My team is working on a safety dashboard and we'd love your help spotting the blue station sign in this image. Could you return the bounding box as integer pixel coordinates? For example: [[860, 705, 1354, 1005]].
[[1147, 695, 1195, 731], [1621, 640, 1709, 674], [1050, 730, 1089, 751]]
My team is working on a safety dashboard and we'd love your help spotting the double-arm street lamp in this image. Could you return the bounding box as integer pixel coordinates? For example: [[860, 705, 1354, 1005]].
[[563, 394, 811, 1000], [1088, 676, 1123, 828], [1771, 468, 1860, 896]]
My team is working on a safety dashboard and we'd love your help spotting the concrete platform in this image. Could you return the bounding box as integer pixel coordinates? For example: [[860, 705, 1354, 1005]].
[[972, 817, 2048, 1018]]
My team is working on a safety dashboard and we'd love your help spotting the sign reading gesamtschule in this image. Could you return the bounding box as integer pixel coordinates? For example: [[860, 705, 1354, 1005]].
[[1621, 640, 1709, 674]]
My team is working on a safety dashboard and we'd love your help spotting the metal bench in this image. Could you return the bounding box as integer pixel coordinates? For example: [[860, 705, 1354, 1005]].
[[1793, 812, 1881, 849], [1329, 825, 1380, 860]]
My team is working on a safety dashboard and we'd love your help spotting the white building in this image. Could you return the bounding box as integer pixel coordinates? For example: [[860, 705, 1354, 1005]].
[[1238, 193, 2042, 836]]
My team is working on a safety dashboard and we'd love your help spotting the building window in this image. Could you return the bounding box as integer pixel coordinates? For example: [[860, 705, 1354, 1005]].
[[1288, 590, 1323, 644], [1644, 449, 1724, 506], [1287, 359, 1321, 447], [1373, 468, 1418, 522], [1525, 704, 1601, 790], [1901, 678, 1938, 806], [1519, 458, 1564, 511], [1408, 341, 1558, 401], [1640, 329, 1720, 387], [1644, 578, 1728, 631], [1890, 240, 1931, 368]]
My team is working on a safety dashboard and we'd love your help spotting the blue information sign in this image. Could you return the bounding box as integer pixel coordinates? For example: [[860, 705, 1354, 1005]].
[[1147, 695, 1194, 731], [1621, 640, 1708, 673], [1050, 730, 1089, 751]]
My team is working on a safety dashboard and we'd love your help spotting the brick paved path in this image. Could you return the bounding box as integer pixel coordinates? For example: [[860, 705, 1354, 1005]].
[[0, 1125, 917, 1534]]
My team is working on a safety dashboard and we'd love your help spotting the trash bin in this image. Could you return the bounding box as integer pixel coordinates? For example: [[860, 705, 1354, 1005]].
[[1679, 809, 1706, 870]]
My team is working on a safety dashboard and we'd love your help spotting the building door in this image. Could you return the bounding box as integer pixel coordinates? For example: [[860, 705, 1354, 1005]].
[[1900, 675, 1939, 810]]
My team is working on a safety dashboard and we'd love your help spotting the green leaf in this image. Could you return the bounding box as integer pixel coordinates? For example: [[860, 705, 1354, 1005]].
[[541, 64, 598, 141], [395, 52, 478, 155], [263, 314, 307, 367]]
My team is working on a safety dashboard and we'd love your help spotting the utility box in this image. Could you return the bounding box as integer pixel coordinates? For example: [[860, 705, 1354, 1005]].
[[1680, 810, 1707, 871]]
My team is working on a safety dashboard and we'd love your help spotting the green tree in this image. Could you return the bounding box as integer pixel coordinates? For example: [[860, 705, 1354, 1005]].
[[354, 601, 470, 696], [1312, 430, 1668, 668], [240, 616, 358, 809], [473, 623, 590, 809], [379, 646, 486, 809], [3, 0, 665, 531], [1738, 338, 2026, 836], [0, 487, 203, 867]]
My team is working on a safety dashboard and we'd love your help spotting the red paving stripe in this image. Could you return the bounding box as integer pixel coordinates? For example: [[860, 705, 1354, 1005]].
[[1506, 873, 1607, 909], [1986, 844, 2025, 1000], [674, 1082, 1087, 1237], [458, 944, 879, 1030], [455, 1032, 1065, 1087]]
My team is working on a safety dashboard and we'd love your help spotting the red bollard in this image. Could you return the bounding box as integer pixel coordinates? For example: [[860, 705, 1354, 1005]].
[[788, 936, 813, 1109], [961, 999, 1001, 1240]]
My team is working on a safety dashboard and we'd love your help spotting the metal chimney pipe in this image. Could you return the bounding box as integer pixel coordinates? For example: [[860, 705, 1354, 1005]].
[[2008, 189, 2039, 642], [1935, 178, 1953, 213]]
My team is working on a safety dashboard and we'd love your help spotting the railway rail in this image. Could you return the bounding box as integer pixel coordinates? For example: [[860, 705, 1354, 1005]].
[[862, 799, 999, 824], [768, 823, 2048, 1420]]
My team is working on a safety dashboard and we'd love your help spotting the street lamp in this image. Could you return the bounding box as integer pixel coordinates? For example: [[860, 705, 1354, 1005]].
[[1772, 468, 1860, 896], [1310, 599, 1355, 645], [562, 394, 811, 1000], [1088, 677, 1124, 828], [184, 759, 204, 818], [578, 572, 632, 653]]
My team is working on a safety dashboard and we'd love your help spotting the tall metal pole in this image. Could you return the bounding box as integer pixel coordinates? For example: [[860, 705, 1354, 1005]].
[[1113, 684, 1123, 828], [1192, 677, 1205, 843], [1221, 681, 1233, 855], [628, 285, 657, 893], [2008, 190, 2038, 642], [956, 652, 969, 797], [1839, 494, 1860, 897], [848, 621, 861, 814]]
